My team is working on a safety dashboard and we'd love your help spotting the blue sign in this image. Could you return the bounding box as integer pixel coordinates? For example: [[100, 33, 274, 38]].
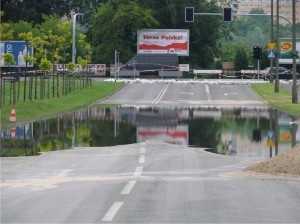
[[267, 50, 276, 59], [0, 41, 33, 67]]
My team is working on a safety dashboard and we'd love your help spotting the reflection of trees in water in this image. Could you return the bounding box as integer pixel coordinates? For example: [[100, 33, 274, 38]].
[[0, 107, 279, 157], [188, 118, 220, 152], [90, 120, 136, 146], [218, 140, 232, 155]]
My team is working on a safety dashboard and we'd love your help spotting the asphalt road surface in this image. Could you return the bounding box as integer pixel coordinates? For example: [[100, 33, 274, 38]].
[[99, 82, 266, 107], [2, 142, 300, 223], [2, 81, 300, 223]]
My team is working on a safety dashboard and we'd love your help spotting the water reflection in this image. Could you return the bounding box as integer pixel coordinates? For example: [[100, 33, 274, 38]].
[[1, 106, 299, 158]]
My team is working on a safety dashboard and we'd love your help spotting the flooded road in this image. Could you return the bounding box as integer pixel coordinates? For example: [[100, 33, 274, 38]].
[[1, 106, 299, 158], [1, 81, 300, 223]]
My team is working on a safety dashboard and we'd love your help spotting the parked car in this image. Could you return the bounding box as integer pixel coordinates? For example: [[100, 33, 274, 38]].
[[261, 67, 300, 80]]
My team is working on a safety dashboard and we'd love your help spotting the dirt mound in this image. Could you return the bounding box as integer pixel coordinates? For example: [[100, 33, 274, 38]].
[[244, 144, 300, 176]]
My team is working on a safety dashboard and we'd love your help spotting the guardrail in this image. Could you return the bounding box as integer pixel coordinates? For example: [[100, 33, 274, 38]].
[[193, 70, 222, 79], [193, 69, 266, 79]]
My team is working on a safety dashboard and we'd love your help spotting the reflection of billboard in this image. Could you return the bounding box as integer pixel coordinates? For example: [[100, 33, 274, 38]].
[[279, 38, 300, 64], [0, 41, 34, 67], [137, 29, 189, 56], [137, 125, 189, 146], [279, 124, 292, 143]]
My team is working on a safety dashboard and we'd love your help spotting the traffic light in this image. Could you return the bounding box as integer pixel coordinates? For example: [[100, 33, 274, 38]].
[[252, 129, 261, 142], [185, 7, 194, 22], [253, 46, 262, 59], [223, 7, 232, 22]]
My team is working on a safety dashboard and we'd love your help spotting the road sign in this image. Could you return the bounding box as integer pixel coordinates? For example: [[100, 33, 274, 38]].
[[266, 130, 275, 147], [267, 50, 276, 59], [279, 125, 292, 143], [97, 64, 105, 72], [267, 42, 276, 51], [178, 64, 189, 72]]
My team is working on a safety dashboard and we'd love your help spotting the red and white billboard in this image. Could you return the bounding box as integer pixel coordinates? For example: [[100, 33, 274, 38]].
[[137, 125, 189, 146], [137, 29, 189, 56]]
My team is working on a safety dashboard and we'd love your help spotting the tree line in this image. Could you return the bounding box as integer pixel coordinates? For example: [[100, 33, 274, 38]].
[[1, 0, 298, 71]]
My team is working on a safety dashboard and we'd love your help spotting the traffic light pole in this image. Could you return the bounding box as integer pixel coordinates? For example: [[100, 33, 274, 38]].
[[186, 7, 297, 103], [257, 59, 260, 79]]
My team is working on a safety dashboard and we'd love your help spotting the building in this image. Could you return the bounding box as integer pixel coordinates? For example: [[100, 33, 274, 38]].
[[236, 0, 300, 24], [118, 54, 182, 78]]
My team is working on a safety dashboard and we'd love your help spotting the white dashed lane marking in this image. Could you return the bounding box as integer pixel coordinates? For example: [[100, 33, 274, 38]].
[[139, 155, 145, 164], [134, 166, 143, 176], [120, 181, 136, 195], [102, 144, 146, 221], [102, 202, 124, 222], [140, 146, 145, 154]]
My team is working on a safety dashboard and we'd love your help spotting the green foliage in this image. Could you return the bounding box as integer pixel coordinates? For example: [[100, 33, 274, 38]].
[[2, 53, 15, 66], [1, 0, 70, 24], [67, 62, 76, 71], [39, 59, 52, 70], [91, 0, 159, 64], [234, 48, 248, 70], [77, 56, 88, 70], [10, 21, 33, 39], [0, 23, 14, 40]]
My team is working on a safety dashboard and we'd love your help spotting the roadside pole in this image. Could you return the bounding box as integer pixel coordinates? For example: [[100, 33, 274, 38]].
[[291, 0, 298, 104], [72, 13, 84, 64]]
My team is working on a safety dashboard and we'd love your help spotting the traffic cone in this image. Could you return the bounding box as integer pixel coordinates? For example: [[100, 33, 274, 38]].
[[9, 105, 16, 122], [10, 128, 16, 141]]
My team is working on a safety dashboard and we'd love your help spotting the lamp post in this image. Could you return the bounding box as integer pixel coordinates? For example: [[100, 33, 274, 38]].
[[72, 13, 83, 64]]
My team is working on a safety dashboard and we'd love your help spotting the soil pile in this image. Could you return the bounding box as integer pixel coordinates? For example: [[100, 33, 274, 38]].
[[244, 144, 300, 176]]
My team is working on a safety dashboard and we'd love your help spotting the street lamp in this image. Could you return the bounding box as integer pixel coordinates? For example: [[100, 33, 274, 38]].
[[72, 13, 83, 64]]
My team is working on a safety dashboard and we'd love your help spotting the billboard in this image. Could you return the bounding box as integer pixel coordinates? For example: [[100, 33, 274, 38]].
[[137, 125, 189, 146], [137, 29, 189, 56], [279, 38, 300, 64], [0, 41, 33, 67]]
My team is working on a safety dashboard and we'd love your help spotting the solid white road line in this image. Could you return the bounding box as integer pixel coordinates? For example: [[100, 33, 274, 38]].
[[152, 84, 169, 104], [102, 202, 124, 222], [121, 181, 136, 195], [139, 155, 145, 164], [134, 166, 143, 176]]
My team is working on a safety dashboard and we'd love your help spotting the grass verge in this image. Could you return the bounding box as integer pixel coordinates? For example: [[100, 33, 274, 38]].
[[251, 83, 300, 116], [1, 81, 124, 129]]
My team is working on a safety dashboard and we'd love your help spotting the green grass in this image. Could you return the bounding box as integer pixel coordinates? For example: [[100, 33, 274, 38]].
[[251, 83, 300, 116], [1, 81, 124, 129]]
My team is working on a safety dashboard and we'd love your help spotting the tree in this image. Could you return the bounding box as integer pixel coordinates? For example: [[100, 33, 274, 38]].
[[0, 11, 13, 40], [18, 32, 35, 101], [235, 48, 248, 70], [1, 0, 70, 24], [39, 59, 52, 99], [91, 0, 159, 64], [3, 53, 15, 67]]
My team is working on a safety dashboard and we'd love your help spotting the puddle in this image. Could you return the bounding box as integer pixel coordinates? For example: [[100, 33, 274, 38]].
[[1, 106, 299, 158]]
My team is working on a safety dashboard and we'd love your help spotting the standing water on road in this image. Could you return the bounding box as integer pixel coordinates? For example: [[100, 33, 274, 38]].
[[1, 106, 299, 158]]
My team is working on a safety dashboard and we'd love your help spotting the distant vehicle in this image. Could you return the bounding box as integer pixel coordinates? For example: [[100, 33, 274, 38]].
[[261, 67, 300, 80]]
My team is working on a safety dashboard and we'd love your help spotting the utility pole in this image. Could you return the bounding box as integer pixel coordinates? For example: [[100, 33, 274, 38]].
[[270, 0, 274, 82], [292, 0, 298, 104], [275, 0, 279, 93], [72, 13, 83, 64]]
